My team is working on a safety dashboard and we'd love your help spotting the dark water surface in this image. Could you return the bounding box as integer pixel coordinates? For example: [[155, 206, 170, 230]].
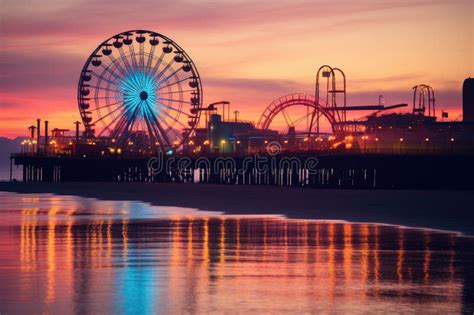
[[0, 192, 473, 314]]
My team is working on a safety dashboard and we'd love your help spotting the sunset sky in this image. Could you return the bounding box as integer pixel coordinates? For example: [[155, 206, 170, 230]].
[[0, 0, 472, 138]]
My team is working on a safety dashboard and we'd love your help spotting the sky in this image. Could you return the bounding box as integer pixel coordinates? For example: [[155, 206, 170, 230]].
[[0, 0, 472, 138]]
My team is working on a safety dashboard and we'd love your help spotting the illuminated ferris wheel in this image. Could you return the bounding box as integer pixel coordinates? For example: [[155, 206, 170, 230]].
[[78, 30, 203, 149]]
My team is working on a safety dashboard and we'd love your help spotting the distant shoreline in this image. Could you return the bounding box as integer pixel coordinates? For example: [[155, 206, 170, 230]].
[[1, 182, 473, 235]]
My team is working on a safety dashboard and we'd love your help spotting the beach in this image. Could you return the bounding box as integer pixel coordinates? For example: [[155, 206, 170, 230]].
[[1, 181, 473, 235]]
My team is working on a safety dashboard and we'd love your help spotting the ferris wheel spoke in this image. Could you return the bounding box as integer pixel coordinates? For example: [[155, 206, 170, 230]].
[[145, 104, 175, 132], [143, 107, 167, 145], [108, 110, 131, 138], [94, 85, 122, 94], [153, 61, 176, 83], [127, 44, 139, 71], [155, 100, 191, 117], [93, 102, 128, 125], [143, 114, 163, 146], [98, 63, 132, 87], [157, 97, 191, 105], [145, 46, 156, 73], [156, 76, 191, 91], [94, 99, 124, 111], [159, 89, 194, 95], [125, 103, 144, 135], [93, 104, 129, 134], [92, 95, 124, 100], [125, 73, 142, 92], [118, 47, 133, 74], [97, 106, 130, 137], [149, 51, 166, 78], [90, 71, 124, 90], [143, 103, 172, 147], [156, 66, 182, 86], [139, 42, 145, 72], [112, 102, 142, 139], [105, 53, 129, 79], [153, 103, 188, 130]]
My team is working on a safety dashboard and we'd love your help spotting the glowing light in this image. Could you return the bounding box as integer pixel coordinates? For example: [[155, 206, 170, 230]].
[[220, 140, 226, 144], [236, 140, 241, 144], [117, 70, 161, 130], [450, 138, 455, 142], [425, 138, 429, 142], [399, 138, 404, 142], [203, 140, 210, 145], [345, 143, 352, 149]]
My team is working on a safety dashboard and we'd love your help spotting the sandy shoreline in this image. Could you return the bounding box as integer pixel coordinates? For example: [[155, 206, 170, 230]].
[[0, 181, 473, 235]]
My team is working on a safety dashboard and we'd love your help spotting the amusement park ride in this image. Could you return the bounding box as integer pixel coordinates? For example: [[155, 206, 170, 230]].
[[18, 29, 474, 158]]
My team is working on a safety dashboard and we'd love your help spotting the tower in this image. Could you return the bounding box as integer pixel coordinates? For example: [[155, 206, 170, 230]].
[[463, 78, 474, 122]]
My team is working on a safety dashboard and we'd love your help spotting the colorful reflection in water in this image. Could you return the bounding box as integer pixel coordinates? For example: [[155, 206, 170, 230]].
[[0, 192, 473, 313]]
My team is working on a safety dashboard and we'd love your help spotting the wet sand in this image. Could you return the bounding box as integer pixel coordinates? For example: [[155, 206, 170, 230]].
[[0, 181, 473, 235]]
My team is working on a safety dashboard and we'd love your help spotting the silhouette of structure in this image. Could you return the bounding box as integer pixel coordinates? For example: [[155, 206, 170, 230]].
[[8, 30, 474, 185], [463, 78, 474, 122]]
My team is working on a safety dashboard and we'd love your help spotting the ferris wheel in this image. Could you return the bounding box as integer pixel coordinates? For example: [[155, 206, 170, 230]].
[[78, 30, 203, 150]]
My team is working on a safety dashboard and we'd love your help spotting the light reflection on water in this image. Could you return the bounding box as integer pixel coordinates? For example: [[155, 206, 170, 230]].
[[0, 192, 473, 314]]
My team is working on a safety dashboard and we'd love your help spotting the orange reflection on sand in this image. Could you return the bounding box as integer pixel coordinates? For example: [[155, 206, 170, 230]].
[[46, 207, 57, 302], [20, 208, 38, 272], [343, 223, 353, 284], [327, 223, 336, 302], [423, 232, 431, 283], [360, 224, 369, 301], [397, 228, 405, 283], [372, 225, 380, 296]]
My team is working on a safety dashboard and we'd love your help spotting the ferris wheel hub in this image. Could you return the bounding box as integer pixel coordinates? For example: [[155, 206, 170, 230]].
[[140, 91, 148, 100]]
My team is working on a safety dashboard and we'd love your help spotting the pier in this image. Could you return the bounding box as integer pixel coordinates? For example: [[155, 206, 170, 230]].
[[12, 152, 474, 189]]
